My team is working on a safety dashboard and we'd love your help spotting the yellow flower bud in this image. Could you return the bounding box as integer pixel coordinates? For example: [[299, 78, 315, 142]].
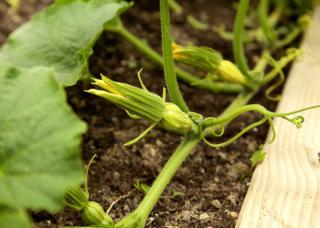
[[217, 60, 246, 85]]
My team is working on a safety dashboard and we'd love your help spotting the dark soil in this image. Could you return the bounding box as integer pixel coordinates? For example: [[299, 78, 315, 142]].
[[1, 0, 282, 227]]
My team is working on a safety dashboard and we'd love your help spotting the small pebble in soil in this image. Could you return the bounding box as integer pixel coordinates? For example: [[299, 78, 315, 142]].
[[225, 210, 238, 218], [230, 211, 239, 218], [199, 212, 210, 222], [217, 151, 228, 161], [123, 204, 130, 213], [227, 192, 239, 206], [211, 199, 222, 209], [181, 211, 193, 221], [318, 152, 320, 162]]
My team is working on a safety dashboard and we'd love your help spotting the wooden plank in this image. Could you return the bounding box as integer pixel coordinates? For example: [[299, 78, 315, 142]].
[[237, 7, 320, 228]]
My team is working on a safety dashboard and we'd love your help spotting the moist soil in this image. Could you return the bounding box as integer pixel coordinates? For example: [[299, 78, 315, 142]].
[[1, 0, 287, 227]]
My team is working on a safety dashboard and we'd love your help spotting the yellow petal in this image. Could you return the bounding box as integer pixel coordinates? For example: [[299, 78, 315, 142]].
[[93, 77, 123, 96]]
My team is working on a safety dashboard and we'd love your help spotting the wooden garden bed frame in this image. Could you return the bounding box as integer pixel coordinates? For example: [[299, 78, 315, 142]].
[[237, 7, 320, 228]]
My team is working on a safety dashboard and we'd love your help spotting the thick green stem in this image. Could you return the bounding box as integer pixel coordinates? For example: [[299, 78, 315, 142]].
[[204, 104, 271, 129], [233, 0, 250, 75], [116, 137, 199, 227], [160, 0, 188, 112], [137, 137, 199, 218], [107, 22, 243, 94], [204, 88, 259, 135]]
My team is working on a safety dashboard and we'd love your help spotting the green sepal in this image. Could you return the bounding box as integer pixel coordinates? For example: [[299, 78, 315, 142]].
[[81, 201, 113, 226], [65, 186, 89, 211]]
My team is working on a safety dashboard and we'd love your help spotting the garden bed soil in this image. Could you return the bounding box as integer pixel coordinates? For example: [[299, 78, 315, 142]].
[[0, 0, 283, 227]]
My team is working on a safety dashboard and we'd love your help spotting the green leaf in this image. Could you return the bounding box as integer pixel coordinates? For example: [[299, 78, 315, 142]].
[[250, 146, 267, 167], [0, 0, 131, 86], [0, 64, 87, 211], [0, 208, 31, 228]]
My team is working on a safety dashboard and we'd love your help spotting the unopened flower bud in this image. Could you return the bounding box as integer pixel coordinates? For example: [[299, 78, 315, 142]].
[[159, 103, 197, 134], [81, 201, 113, 225], [172, 43, 222, 73], [172, 43, 248, 85], [218, 60, 246, 85]]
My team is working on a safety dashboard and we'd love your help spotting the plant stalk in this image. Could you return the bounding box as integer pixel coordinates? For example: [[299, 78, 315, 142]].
[[116, 136, 199, 227], [233, 0, 250, 75], [160, 0, 189, 111]]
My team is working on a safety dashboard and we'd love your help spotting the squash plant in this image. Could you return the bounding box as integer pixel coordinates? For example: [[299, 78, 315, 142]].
[[0, 0, 319, 227]]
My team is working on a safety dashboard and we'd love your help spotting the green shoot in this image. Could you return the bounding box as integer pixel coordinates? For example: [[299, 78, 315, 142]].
[[171, 191, 185, 198], [134, 181, 151, 194], [187, 16, 209, 30], [250, 146, 267, 167]]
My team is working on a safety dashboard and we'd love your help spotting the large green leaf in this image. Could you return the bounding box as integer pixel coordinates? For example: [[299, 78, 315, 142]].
[[0, 64, 87, 211], [0, 208, 31, 228], [0, 0, 131, 86]]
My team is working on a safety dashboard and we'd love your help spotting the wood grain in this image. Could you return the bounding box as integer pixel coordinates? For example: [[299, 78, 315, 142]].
[[237, 7, 320, 228]]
